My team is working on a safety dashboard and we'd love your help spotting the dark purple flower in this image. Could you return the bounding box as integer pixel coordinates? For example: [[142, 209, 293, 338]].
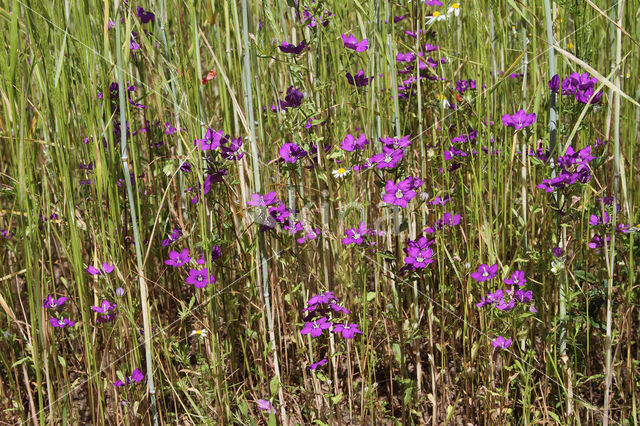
[[114, 368, 144, 387], [43, 295, 68, 309], [136, 6, 155, 24], [165, 248, 191, 267], [278, 40, 307, 54], [300, 317, 332, 337], [342, 222, 369, 245], [502, 110, 537, 130], [404, 246, 434, 268], [256, 399, 276, 415], [552, 246, 564, 257], [589, 211, 610, 226], [92, 300, 117, 323], [548, 74, 560, 93], [186, 268, 215, 289], [346, 70, 373, 87], [341, 133, 369, 151], [514, 289, 533, 303], [382, 178, 417, 208], [49, 318, 75, 328], [307, 358, 328, 370], [86, 262, 114, 276], [370, 147, 403, 169], [342, 34, 368, 52], [196, 246, 222, 264], [588, 235, 609, 250], [280, 143, 307, 163], [380, 135, 411, 149], [470, 263, 499, 282], [492, 335, 513, 349], [220, 136, 244, 161], [247, 191, 278, 207], [307, 292, 337, 306], [504, 270, 526, 286], [332, 323, 363, 339]]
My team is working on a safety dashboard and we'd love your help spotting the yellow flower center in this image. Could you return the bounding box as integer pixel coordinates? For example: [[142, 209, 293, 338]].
[[452, 3, 460, 8], [337, 168, 346, 174], [433, 11, 441, 17]]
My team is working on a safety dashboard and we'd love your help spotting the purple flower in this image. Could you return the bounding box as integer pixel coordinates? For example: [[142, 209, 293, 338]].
[[307, 292, 337, 306], [341, 133, 369, 151], [196, 128, 226, 151], [342, 222, 369, 245], [380, 135, 411, 149], [492, 335, 512, 349], [196, 246, 222, 264], [116, 287, 125, 297], [342, 34, 369, 52], [247, 191, 278, 207], [330, 303, 350, 314], [43, 295, 68, 309], [332, 323, 363, 339], [308, 358, 328, 371], [548, 74, 560, 93], [589, 211, 610, 226], [381, 178, 417, 208], [136, 6, 155, 24], [278, 40, 307, 54], [514, 289, 533, 303], [186, 268, 216, 289], [470, 263, 499, 282], [504, 270, 526, 286], [370, 147, 403, 169], [86, 262, 114, 276], [280, 143, 307, 163], [165, 248, 191, 267], [256, 399, 276, 415], [300, 316, 332, 337], [588, 235, 609, 250], [552, 246, 564, 257], [501, 110, 537, 130], [92, 300, 117, 323], [49, 318, 75, 328], [114, 368, 144, 387], [346, 70, 373, 87], [404, 246, 434, 268]]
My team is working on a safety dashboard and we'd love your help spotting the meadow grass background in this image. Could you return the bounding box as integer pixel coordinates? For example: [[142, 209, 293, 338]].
[[0, 0, 639, 424]]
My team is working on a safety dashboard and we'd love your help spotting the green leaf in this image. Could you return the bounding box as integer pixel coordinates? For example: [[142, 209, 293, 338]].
[[269, 376, 279, 397], [58, 356, 67, 368], [330, 392, 343, 405]]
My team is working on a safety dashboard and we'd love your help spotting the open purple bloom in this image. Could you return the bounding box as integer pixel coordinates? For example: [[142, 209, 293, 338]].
[[501, 110, 537, 130], [49, 318, 75, 328], [165, 248, 191, 267], [404, 246, 434, 268], [196, 128, 226, 151], [341, 34, 369, 52], [256, 399, 276, 414], [279, 143, 307, 163], [186, 268, 216, 289], [43, 295, 68, 309], [470, 263, 499, 282], [589, 211, 610, 226], [504, 270, 526, 286], [307, 358, 328, 371], [370, 147, 403, 169], [341, 133, 369, 151], [86, 262, 114, 276], [514, 289, 533, 303], [342, 222, 369, 245], [382, 178, 417, 208], [492, 335, 513, 349], [307, 292, 337, 306], [300, 316, 332, 337], [330, 303, 350, 314], [92, 300, 117, 323], [279, 40, 307, 54], [247, 191, 278, 207], [346, 70, 373, 87], [136, 6, 155, 24], [114, 368, 144, 387], [332, 323, 363, 339]]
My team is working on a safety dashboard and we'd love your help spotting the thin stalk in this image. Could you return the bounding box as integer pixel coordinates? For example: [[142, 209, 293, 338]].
[[240, 0, 286, 422], [603, 1, 623, 424], [115, 17, 158, 426]]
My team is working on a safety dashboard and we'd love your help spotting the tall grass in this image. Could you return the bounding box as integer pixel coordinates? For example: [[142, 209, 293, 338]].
[[1, 0, 639, 424]]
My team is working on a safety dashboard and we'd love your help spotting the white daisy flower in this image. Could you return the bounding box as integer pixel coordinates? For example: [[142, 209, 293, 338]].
[[426, 11, 447, 25], [190, 329, 208, 337], [447, 3, 460, 17], [332, 167, 351, 178]]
